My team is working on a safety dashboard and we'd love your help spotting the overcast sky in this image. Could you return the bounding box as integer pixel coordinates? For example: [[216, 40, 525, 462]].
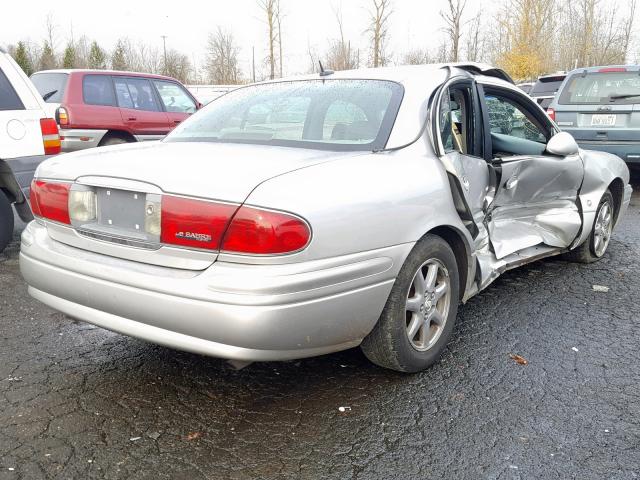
[[0, 0, 635, 80], [1, 0, 493, 77]]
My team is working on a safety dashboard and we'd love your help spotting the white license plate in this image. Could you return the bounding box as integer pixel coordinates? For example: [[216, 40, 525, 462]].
[[591, 114, 616, 126]]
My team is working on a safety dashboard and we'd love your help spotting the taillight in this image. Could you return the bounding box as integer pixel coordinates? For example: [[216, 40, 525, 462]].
[[160, 195, 238, 250], [30, 180, 70, 224], [598, 67, 627, 73], [40, 118, 61, 155], [221, 206, 311, 254], [56, 107, 69, 126], [28, 182, 311, 255], [546, 108, 556, 121]]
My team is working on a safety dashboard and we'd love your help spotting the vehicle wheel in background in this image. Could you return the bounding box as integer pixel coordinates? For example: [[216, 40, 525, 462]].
[[565, 189, 614, 264], [0, 191, 14, 253], [361, 234, 460, 373], [100, 136, 130, 147]]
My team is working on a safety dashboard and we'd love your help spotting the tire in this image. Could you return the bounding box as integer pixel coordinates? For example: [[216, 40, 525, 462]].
[[361, 234, 460, 373], [100, 136, 129, 147], [565, 189, 614, 264], [0, 191, 14, 254]]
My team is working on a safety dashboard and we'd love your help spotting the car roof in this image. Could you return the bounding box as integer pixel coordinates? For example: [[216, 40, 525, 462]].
[[261, 62, 513, 86], [564, 65, 640, 75], [32, 69, 181, 82], [536, 72, 567, 82]]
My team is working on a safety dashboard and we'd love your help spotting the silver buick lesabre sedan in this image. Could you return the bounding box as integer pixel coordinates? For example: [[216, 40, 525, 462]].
[[20, 63, 632, 372]]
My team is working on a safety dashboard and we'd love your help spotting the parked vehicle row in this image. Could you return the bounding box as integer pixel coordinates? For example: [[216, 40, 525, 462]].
[[30, 70, 201, 152], [0, 47, 60, 252], [20, 63, 631, 372], [529, 72, 567, 109], [548, 66, 640, 166]]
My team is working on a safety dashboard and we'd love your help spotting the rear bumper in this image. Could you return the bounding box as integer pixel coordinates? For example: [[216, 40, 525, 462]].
[[575, 141, 640, 164], [60, 128, 108, 152], [20, 221, 404, 361]]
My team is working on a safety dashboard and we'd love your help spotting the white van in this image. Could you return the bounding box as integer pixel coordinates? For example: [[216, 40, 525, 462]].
[[0, 47, 60, 252]]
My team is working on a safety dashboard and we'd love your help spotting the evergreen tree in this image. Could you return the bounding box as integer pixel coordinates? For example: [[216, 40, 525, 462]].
[[13, 41, 33, 76], [62, 42, 76, 68], [39, 41, 57, 70], [111, 39, 129, 71], [87, 41, 107, 69]]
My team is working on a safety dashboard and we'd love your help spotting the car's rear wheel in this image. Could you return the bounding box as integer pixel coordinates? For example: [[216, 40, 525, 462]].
[[100, 135, 130, 147], [0, 191, 14, 253], [566, 189, 614, 263], [361, 234, 460, 373]]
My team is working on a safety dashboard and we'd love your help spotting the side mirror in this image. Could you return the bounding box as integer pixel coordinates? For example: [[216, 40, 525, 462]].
[[546, 131, 579, 156]]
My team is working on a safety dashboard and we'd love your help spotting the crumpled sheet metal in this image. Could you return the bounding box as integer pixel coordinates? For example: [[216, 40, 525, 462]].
[[487, 204, 582, 259]]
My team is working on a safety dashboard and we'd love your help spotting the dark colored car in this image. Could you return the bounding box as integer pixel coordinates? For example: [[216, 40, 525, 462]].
[[548, 65, 640, 165], [30, 70, 201, 152], [530, 72, 567, 109]]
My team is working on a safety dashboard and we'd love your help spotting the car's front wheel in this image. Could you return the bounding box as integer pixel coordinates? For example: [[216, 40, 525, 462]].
[[361, 234, 460, 372], [566, 189, 614, 263]]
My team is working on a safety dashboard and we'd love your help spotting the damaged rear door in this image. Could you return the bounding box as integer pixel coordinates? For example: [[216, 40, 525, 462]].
[[479, 85, 584, 259]]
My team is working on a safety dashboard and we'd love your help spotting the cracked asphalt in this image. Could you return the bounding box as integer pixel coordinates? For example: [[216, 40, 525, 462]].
[[1, 172, 639, 480]]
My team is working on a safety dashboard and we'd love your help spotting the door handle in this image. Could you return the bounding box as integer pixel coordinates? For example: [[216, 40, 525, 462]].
[[505, 176, 519, 190], [173, 120, 181, 125], [127, 117, 137, 121]]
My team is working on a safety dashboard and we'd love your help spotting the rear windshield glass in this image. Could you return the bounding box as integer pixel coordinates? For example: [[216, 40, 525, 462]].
[[165, 79, 404, 151], [0, 69, 24, 110], [558, 71, 640, 105], [530, 78, 564, 96], [31, 72, 68, 103]]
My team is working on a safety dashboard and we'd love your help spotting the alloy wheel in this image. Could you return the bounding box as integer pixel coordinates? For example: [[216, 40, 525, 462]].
[[593, 198, 613, 257], [405, 259, 451, 352]]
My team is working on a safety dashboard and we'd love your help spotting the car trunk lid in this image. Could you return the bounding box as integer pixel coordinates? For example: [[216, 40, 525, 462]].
[[37, 141, 353, 270]]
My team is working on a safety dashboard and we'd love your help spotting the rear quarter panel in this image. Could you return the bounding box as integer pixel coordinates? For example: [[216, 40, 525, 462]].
[[231, 141, 472, 265]]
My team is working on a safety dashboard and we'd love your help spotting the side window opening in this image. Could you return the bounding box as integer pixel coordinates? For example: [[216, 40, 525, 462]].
[[113, 77, 160, 112], [83, 75, 116, 107], [438, 85, 478, 157], [153, 80, 196, 114], [0, 69, 24, 111], [484, 91, 551, 158]]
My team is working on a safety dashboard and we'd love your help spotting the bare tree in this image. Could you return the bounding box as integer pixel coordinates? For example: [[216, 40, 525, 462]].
[[276, 0, 284, 77], [324, 4, 360, 71], [488, 0, 558, 80], [45, 13, 57, 54], [621, 0, 637, 59], [555, 0, 634, 70], [307, 39, 319, 73], [206, 27, 243, 84], [366, 0, 392, 67], [75, 35, 91, 68], [401, 48, 433, 65], [258, 0, 279, 79], [464, 10, 483, 62], [164, 49, 192, 83], [441, 0, 467, 62]]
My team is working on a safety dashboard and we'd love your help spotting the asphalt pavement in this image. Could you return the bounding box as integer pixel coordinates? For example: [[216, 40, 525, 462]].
[[1, 172, 639, 479]]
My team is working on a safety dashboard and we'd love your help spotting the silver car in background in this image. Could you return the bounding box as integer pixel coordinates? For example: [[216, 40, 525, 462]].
[[20, 63, 632, 372], [548, 65, 640, 166]]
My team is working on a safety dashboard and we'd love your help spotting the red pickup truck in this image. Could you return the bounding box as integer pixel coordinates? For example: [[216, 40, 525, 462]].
[[31, 70, 201, 152]]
